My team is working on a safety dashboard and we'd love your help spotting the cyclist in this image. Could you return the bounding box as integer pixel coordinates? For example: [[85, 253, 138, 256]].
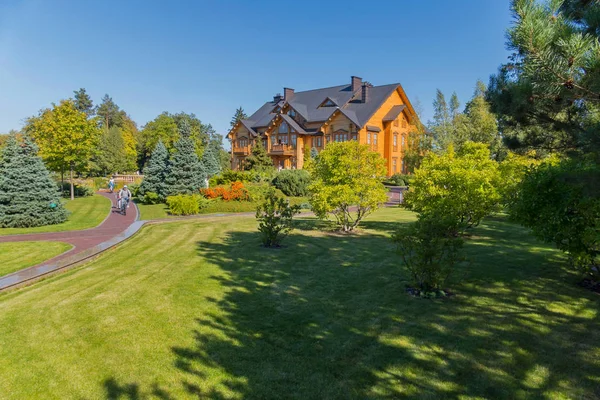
[[118, 185, 132, 215]]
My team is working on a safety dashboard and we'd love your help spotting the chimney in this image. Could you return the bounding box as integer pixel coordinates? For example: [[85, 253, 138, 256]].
[[362, 83, 370, 103], [351, 76, 362, 92], [284, 88, 295, 101], [273, 93, 283, 103]]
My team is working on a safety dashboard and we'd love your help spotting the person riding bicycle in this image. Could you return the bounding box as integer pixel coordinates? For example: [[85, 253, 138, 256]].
[[118, 185, 132, 213]]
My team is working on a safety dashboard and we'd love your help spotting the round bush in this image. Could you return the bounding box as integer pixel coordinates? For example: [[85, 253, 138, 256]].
[[271, 170, 311, 197]]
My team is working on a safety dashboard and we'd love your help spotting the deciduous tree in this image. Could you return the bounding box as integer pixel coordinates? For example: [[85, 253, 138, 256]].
[[26, 100, 101, 200], [308, 141, 388, 232]]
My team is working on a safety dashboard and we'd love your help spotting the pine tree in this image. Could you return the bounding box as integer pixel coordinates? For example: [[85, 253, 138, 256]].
[[201, 142, 221, 178], [0, 135, 68, 228], [73, 88, 94, 118], [449, 92, 461, 120], [245, 139, 273, 171], [139, 140, 170, 201], [166, 121, 207, 195], [430, 89, 454, 152], [230, 107, 248, 128]]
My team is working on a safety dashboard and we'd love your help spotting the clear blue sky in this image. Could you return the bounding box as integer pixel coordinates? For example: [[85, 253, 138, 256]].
[[0, 0, 513, 138]]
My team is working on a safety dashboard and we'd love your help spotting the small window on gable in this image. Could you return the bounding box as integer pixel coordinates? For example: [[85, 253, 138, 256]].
[[273, 106, 281, 114], [279, 122, 288, 133], [320, 98, 336, 107], [288, 109, 296, 118]]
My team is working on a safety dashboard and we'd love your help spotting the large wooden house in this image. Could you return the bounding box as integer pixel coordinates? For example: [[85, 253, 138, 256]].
[[227, 76, 420, 176]]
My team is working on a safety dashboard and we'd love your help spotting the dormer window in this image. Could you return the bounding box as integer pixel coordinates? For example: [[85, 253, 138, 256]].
[[279, 122, 288, 134], [273, 106, 281, 114], [319, 98, 336, 108], [288, 109, 296, 118]]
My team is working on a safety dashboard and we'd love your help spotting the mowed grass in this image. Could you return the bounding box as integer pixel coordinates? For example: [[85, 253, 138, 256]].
[[137, 197, 308, 220], [0, 241, 72, 277], [0, 195, 110, 236], [0, 209, 598, 399]]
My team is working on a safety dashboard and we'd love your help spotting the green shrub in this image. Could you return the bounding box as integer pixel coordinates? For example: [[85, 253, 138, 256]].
[[129, 183, 140, 198], [255, 190, 301, 247], [385, 173, 412, 187], [166, 194, 208, 216], [299, 202, 312, 210], [272, 169, 311, 196], [245, 182, 285, 202], [211, 170, 253, 185], [142, 192, 161, 205], [58, 182, 95, 197], [509, 157, 600, 279], [392, 213, 465, 292]]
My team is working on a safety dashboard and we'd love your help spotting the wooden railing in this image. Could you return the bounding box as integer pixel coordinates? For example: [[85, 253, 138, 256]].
[[269, 144, 295, 155], [113, 174, 143, 183], [232, 145, 250, 155]]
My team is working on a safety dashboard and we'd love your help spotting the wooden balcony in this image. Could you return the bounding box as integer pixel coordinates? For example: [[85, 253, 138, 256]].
[[232, 145, 250, 155], [269, 143, 295, 156]]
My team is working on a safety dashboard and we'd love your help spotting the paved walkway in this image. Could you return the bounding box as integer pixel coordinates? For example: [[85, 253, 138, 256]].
[[0, 192, 145, 291]]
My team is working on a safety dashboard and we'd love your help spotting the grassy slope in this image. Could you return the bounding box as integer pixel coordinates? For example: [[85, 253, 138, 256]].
[[0, 209, 598, 399], [0, 195, 110, 236], [0, 241, 72, 277]]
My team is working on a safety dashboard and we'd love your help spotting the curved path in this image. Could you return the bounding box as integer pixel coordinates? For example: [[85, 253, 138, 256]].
[[0, 192, 145, 291]]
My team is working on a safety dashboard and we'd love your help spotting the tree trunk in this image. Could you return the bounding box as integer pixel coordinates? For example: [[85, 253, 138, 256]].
[[70, 161, 75, 200], [61, 164, 65, 198]]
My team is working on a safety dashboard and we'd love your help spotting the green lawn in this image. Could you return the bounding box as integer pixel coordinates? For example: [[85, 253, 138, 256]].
[[0, 209, 598, 399], [137, 197, 308, 220], [0, 241, 72, 277], [0, 195, 111, 236]]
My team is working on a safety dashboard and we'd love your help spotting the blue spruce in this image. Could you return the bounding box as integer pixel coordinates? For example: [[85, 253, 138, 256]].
[[139, 139, 169, 201], [166, 120, 207, 195]]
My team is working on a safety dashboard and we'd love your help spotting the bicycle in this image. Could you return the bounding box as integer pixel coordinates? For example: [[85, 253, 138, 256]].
[[120, 198, 129, 215]]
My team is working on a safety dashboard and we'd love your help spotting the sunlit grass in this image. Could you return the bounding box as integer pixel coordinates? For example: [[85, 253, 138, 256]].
[[0, 241, 72, 277], [0, 208, 597, 399], [0, 195, 110, 235]]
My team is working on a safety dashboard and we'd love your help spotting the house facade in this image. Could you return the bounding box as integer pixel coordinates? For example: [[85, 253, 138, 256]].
[[227, 76, 420, 176]]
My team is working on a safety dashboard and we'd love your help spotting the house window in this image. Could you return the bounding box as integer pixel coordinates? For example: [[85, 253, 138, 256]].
[[393, 134, 398, 151], [402, 120, 407, 128], [291, 157, 297, 169], [401, 160, 405, 173], [280, 135, 288, 144], [401, 135, 406, 147], [393, 158, 397, 173], [367, 133, 371, 144], [351, 134, 357, 141], [349, 123, 355, 132], [289, 109, 296, 118], [262, 139, 267, 149], [271, 135, 277, 145], [321, 99, 335, 107], [373, 133, 378, 146], [291, 134, 297, 148], [279, 122, 288, 133], [315, 137, 323, 147]]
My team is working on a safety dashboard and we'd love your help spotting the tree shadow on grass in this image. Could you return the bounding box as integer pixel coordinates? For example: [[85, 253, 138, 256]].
[[168, 216, 600, 399]]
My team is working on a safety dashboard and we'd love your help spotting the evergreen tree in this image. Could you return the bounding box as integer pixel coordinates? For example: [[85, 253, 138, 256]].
[[430, 89, 454, 152], [0, 135, 68, 228], [244, 139, 273, 171], [166, 121, 207, 195], [96, 94, 126, 129], [139, 140, 170, 201], [310, 147, 319, 159], [230, 107, 248, 128], [449, 92, 461, 120], [73, 88, 94, 118], [201, 141, 221, 178]]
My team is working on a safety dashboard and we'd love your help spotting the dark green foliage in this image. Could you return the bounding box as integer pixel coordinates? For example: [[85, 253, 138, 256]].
[[271, 169, 311, 196], [244, 140, 273, 172], [201, 142, 221, 178], [392, 214, 465, 292], [73, 88, 94, 117], [142, 192, 161, 205], [166, 122, 207, 195], [57, 182, 94, 198], [230, 106, 248, 128], [91, 127, 128, 176], [310, 147, 319, 159], [96, 94, 126, 129], [255, 190, 301, 247], [139, 140, 170, 203], [385, 173, 412, 187], [509, 158, 600, 279], [0, 135, 68, 228]]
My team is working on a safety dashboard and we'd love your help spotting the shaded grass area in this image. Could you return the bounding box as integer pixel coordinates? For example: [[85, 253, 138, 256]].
[[0, 209, 598, 399], [0, 241, 72, 277], [0, 195, 110, 236], [137, 197, 308, 220]]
